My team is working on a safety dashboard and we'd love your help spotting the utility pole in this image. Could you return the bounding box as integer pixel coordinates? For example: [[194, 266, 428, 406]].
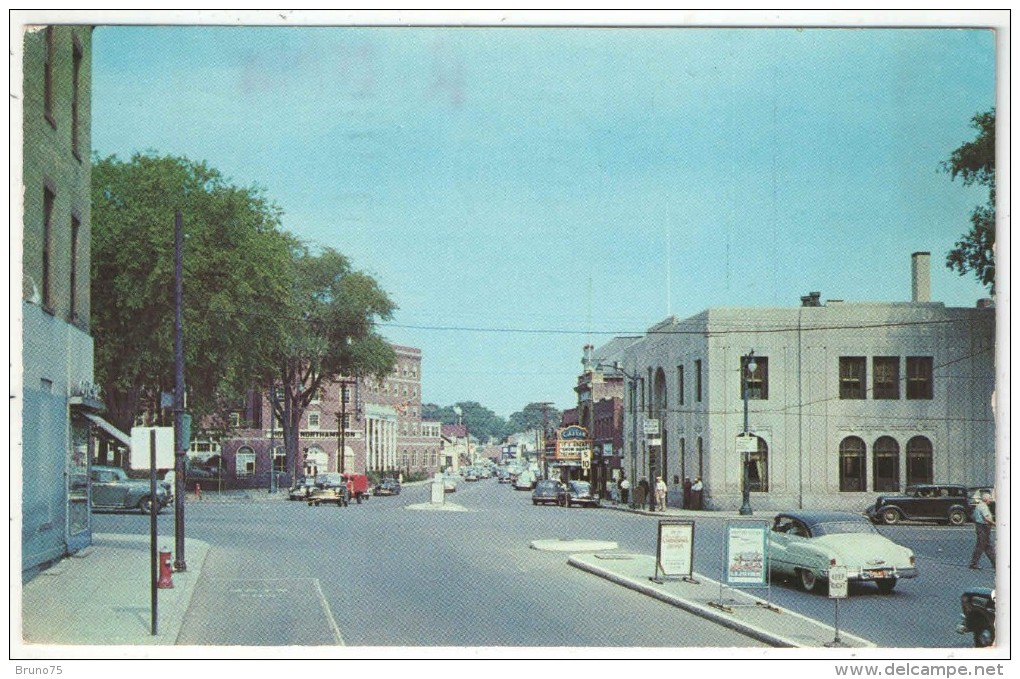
[[173, 210, 187, 571]]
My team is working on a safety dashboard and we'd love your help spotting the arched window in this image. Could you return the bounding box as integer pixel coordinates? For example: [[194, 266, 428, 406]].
[[748, 436, 769, 492], [839, 437, 866, 491], [906, 436, 933, 486], [873, 436, 900, 492], [236, 446, 256, 478]]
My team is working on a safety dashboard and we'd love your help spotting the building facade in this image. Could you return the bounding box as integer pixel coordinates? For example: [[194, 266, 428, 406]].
[[21, 25, 97, 573], [216, 344, 443, 486], [618, 254, 996, 512]]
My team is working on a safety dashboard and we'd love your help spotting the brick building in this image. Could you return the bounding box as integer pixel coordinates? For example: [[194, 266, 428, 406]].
[[214, 344, 443, 487]]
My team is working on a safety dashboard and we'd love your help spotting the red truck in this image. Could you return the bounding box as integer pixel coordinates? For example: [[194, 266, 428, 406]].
[[342, 473, 371, 504]]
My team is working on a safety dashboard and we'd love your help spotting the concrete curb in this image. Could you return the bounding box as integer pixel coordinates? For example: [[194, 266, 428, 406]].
[[569, 553, 875, 649]]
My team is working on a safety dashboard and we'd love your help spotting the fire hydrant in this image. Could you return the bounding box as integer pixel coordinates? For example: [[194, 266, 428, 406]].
[[194, 483, 202, 501], [158, 549, 174, 589]]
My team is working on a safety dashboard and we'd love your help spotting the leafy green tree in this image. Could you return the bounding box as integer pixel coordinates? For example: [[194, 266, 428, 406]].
[[268, 245, 397, 476], [943, 109, 996, 291], [90, 153, 294, 455], [508, 402, 562, 437]]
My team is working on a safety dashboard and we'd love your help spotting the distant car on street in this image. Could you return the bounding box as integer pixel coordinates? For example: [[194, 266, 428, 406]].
[[769, 511, 917, 594], [316, 473, 346, 490], [531, 479, 562, 506], [557, 480, 599, 508], [865, 484, 972, 525], [513, 471, 536, 491], [90, 465, 170, 514], [442, 475, 459, 493], [463, 468, 479, 482], [957, 587, 995, 647], [373, 478, 402, 496]]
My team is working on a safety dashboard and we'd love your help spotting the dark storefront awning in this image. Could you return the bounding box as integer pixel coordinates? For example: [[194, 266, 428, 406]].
[[82, 413, 132, 449]]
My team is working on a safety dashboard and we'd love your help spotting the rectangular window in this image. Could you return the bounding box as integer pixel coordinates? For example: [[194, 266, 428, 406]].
[[44, 27, 55, 127], [839, 357, 867, 399], [873, 356, 900, 400], [71, 36, 83, 158], [906, 356, 934, 400], [228, 412, 241, 429], [42, 185, 55, 311], [308, 412, 320, 429], [743, 356, 769, 400], [677, 365, 685, 406], [273, 448, 287, 473], [695, 360, 703, 402], [69, 215, 80, 321]]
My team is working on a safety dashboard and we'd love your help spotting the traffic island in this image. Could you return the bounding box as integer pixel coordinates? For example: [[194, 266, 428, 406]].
[[568, 552, 875, 649], [530, 538, 618, 552]]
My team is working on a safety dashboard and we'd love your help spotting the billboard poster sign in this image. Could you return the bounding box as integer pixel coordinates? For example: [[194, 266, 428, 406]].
[[654, 520, 696, 583], [724, 521, 768, 587]]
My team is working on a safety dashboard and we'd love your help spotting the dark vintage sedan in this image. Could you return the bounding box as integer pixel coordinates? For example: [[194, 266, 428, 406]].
[[769, 511, 917, 594], [865, 484, 972, 525], [957, 587, 995, 647], [373, 478, 402, 496], [531, 479, 562, 506], [556, 480, 600, 508]]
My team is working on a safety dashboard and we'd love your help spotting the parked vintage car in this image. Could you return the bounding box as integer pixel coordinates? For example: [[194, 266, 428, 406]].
[[556, 480, 599, 508], [373, 478, 402, 496], [957, 587, 995, 647], [442, 474, 459, 493], [288, 477, 317, 500], [865, 484, 972, 525], [531, 479, 562, 505], [90, 465, 170, 514], [768, 510, 917, 594]]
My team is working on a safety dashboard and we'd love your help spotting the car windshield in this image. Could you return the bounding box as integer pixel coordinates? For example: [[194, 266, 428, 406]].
[[536, 481, 558, 491], [571, 481, 591, 493], [810, 519, 879, 537]]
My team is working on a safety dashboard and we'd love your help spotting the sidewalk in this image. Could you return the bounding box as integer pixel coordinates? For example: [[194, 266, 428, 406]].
[[18, 533, 209, 651]]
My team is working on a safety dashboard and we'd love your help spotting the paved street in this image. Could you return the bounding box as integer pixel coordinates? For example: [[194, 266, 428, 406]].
[[91, 480, 996, 648]]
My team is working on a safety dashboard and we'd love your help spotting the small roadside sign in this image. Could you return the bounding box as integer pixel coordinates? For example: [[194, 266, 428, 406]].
[[643, 419, 660, 435], [828, 566, 849, 598]]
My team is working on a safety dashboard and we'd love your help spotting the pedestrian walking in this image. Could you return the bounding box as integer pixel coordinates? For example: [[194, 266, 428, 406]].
[[619, 477, 631, 505], [655, 476, 667, 512], [637, 478, 649, 510], [969, 492, 996, 569]]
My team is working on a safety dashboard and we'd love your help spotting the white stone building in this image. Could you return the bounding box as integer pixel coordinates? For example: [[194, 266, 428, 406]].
[[618, 253, 996, 512]]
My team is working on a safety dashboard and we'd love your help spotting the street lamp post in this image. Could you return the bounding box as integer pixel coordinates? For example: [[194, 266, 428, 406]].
[[740, 351, 757, 516]]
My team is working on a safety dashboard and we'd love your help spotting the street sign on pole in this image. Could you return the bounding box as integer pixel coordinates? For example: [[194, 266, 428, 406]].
[[828, 566, 849, 598], [736, 434, 758, 453], [643, 419, 660, 435]]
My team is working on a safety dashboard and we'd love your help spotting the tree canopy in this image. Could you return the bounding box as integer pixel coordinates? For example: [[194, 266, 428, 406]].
[[943, 109, 996, 291], [90, 152, 294, 438], [269, 245, 398, 467]]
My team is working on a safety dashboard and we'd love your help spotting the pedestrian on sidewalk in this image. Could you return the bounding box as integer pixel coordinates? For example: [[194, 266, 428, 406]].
[[969, 492, 996, 569], [655, 476, 667, 511], [637, 478, 649, 510], [619, 476, 631, 505], [691, 477, 704, 510]]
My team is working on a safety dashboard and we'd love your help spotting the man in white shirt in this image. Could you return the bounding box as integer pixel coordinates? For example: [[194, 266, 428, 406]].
[[969, 492, 995, 569]]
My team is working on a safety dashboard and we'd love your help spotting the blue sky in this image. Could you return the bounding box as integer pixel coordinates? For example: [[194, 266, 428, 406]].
[[90, 20, 996, 419]]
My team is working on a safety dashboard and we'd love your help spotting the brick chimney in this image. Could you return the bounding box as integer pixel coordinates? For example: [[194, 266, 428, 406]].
[[912, 252, 930, 303]]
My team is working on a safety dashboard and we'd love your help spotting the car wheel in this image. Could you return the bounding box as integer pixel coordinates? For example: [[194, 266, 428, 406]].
[[799, 569, 821, 593], [972, 621, 995, 648], [139, 497, 157, 514], [882, 508, 900, 525], [532, 500, 538, 505], [876, 578, 897, 594], [948, 509, 967, 526]]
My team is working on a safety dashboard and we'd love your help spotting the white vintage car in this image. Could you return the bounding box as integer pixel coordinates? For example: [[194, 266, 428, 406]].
[[768, 511, 918, 594]]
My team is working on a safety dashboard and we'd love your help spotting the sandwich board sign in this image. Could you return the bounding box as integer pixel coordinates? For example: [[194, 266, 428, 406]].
[[652, 520, 697, 584]]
